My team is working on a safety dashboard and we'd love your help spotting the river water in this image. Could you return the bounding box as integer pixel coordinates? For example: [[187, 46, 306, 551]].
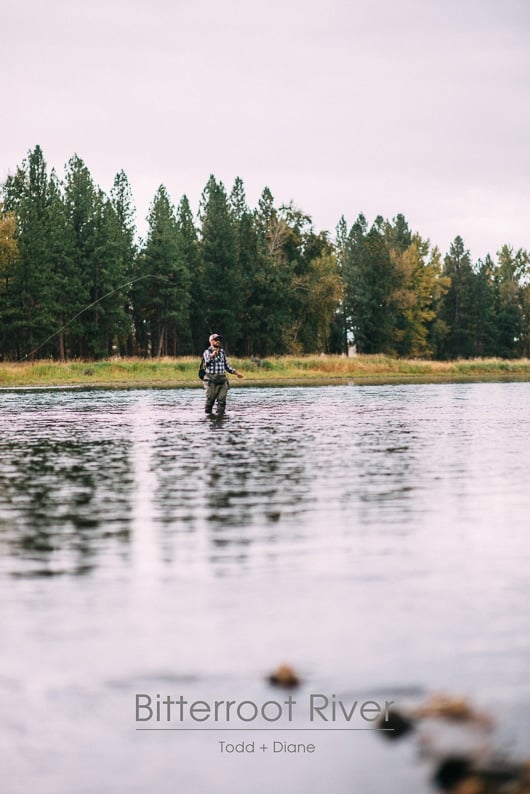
[[1, 382, 529, 793]]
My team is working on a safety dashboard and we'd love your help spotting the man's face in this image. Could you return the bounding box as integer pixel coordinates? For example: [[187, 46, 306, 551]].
[[212, 337, 221, 347]]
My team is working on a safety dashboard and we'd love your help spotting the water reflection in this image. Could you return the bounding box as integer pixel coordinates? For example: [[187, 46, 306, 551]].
[[1, 383, 530, 578], [0, 435, 133, 577], [2, 384, 530, 794], [0, 389, 323, 577]]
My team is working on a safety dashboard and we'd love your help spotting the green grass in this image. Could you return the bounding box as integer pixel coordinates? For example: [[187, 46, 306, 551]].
[[2, 354, 530, 388]]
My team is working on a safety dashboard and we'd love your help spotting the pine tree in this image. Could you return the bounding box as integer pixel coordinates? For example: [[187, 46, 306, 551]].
[[470, 256, 496, 357], [2, 146, 63, 359], [329, 216, 349, 354], [46, 170, 80, 360], [134, 185, 191, 356], [63, 155, 111, 358], [494, 245, 529, 358], [252, 189, 299, 354], [108, 171, 137, 354], [228, 177, 259, 354], [198, 176, 239, 349], [176, 195, 201, 354], [437, 236, 476, 358], [383, 213, 413, 254], [342, 214, 396, 354]]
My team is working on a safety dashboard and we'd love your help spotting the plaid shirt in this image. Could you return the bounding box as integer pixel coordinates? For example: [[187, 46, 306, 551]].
[[203, 347, 236, 376]]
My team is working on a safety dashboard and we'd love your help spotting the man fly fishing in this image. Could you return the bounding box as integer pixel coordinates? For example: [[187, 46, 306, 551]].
[[202, 334, 243, 416]]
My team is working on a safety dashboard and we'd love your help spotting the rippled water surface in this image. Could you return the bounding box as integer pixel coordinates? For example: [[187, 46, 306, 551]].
[[1, 383, 530, 793]]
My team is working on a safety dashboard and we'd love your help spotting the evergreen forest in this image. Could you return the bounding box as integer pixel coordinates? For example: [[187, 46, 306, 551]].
[[1, 146, 528, 361]]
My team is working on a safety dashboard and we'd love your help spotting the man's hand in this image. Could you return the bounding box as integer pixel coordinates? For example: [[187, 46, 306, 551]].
[[236, 371, 244, 379]]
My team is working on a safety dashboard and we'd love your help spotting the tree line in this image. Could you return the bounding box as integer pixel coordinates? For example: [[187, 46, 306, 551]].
[[0, 146, 528, 361]]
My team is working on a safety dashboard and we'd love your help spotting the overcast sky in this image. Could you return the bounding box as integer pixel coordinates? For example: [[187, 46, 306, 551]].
[[2, 0, 529, 259]]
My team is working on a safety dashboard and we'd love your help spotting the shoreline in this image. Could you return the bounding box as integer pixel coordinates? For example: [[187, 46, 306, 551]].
[[2, 355, 530, 389]]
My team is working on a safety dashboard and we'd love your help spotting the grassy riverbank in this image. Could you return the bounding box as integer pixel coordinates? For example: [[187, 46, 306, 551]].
[[2, 355, 530, 388]]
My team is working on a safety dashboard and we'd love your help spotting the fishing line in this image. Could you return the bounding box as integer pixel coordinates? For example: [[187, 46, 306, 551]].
[[21, 273, 212, 361]]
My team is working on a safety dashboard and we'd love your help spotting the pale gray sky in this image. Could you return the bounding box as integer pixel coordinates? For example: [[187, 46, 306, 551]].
[[2, 0, 529, 258]]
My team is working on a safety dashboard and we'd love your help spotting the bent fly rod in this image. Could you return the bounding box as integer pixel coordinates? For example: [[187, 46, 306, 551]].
[[20, 274, 212, 361]]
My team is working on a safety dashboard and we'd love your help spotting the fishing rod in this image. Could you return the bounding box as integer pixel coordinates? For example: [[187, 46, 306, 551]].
[[21, 273, 212, 361]]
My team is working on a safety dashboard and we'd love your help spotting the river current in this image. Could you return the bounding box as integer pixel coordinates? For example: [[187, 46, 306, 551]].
[[1, 382, 529, 793]]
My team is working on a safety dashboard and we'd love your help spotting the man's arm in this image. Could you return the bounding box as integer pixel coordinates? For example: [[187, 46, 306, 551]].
[[203, 347, 218, 363], [225, 356, 244, 379]]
